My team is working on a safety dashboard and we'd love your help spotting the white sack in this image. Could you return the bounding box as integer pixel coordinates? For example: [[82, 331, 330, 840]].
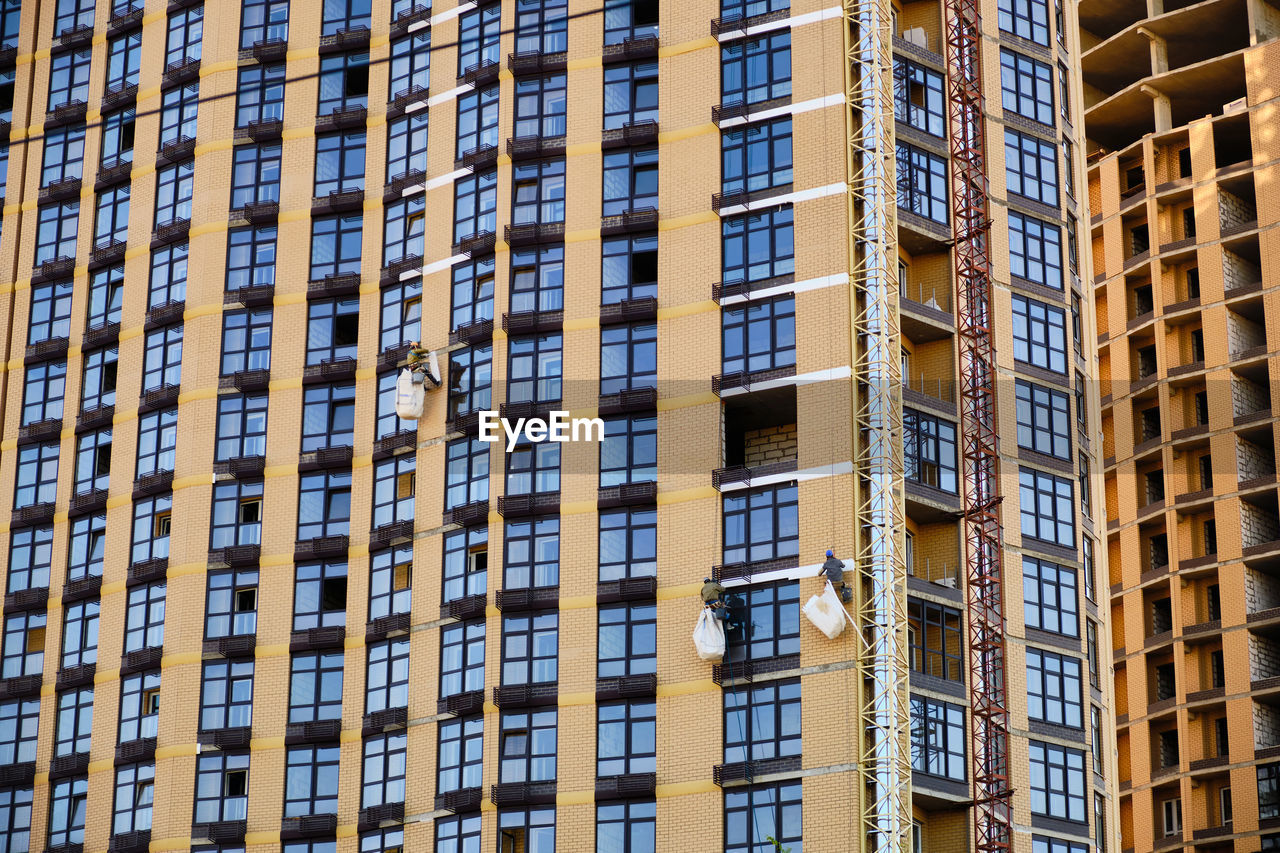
[[692, 607, 726, 661], [803, 580, 848, 639], [395, 369, 425, 420]]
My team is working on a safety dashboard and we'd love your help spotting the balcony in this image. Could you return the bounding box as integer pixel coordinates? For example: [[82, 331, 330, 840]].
[[507, 135, 567, 162], [315, 105, 367, 133], [508, 49, 568, 75], [602, 119, 659, 149], [293, 534, 350, 561], [318, 24, 370, 53], [301, 357, 357, 384], [289, 625, 346, 653], [495, 587, 559, 612], [366, 612, 411, 643], [202, 634, 256, 659]]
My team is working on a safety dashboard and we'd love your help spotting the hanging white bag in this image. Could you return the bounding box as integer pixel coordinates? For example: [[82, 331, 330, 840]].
[[692, 608, 726, 661], [803, 580, 848, 639], [395, 368, 426, 420]]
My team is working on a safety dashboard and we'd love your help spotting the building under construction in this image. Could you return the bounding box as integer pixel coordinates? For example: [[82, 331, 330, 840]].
[[0, 0, 1113, 850], [1082, 0, 1280, 850]]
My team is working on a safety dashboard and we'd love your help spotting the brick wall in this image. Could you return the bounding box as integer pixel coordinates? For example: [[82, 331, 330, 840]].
[[743, 424, 799, 467], [1242, 499, 1280, 548], [1244, 568, 1280, 613], [1231, 374, 1269, 416], [1257, 702, 1280, 749], [1249, 632, 1280, 680], [1221, 247, 1261, 291], [1237, 434, 1276, 482], [1217, 187, 1257, 230], [1226, 309, 1267, 354]]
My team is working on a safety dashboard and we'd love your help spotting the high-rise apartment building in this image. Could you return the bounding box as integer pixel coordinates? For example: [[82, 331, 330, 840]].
[[0, 0, 1112, 850], [1083, 2, 1280, 852]]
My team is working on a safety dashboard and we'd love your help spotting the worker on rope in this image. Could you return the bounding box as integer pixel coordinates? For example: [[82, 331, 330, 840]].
[[819, 549, 853, 603], [405, 341, 439, 386], [701, 577, 727, 620]]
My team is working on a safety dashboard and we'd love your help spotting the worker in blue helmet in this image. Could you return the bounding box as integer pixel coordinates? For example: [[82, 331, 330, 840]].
[[819, 549, 852, 603]]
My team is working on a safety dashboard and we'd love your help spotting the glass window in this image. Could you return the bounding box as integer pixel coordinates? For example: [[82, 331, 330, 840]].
[[231, 143, 282, 209], [443, 527, 487, 603], [722, 32, 790, 108], [0, 698, 39, 765], [438, 716, 483, 793], [310, 216, 364, 281], [505, 438, 560, 496], [724, 679, 800, 763], [361, 733, 406, 809], [1027, 647, 1084, 728], [379, 279, 421, 352], [123, 582, 165, 652], [724, 580, 800, 660], [199, 659, 254, 730], [301, 382, 356, 451], [603, 147, 658, 216], [159, 83, 199, 146], [910, 695, 966, 781], [289, 651, 344, 722], [504, 518, 559, 589], [455, 85, 499, 158], [1001, 49, 1054, 125], [600, 415, 657, 487], [383, 194, 424, 266], [240, 0, 289, 47], [440, 620, 485, 697], [49, 776, 88, 848], [598, 700, 656, 776], [1032, 837, 1088, 853], [365, 638, 409, 713], [1005, 129, 1058, 206], [236, 63, 285, 128], [21, 361, 66, 425], [369, 545, 412, 621], [35, 202, 79, 265], [204, 569, 258, 639], [602, 234, 658, 303], [1020, 467, 1075, 547], [436, 815, 481, 853], [73, 427, 111, 495], [451, 256, 496, 330], [154, 160, 195, 225], [1010, 211, 1063, 289], [1016, 380, 1070, 459], [723, 483, 798, 564], [372, 455, 415, 528], [28, 280, 74, 344], [42, 125, 86, 187], [215, 393, 268, 461], [597, 801, 656, 853], [893, 57, 944, 136], [499, 710, 556, 782], [92, 185, 129, 250], [515, 0, 567, 52], [321, 0, 371, 34], [87, 267, 124, 333], [314, 131, 365, 197], [47, 49, 92, 111], [220, 308, 272, 376], [284, 746, 340, 816], [297, 472, 352, 540], [453, 170, 498, 242], [1023, 557, 1079, 636], [998, 0, 1049, 44], [598, 603, 657, 677], [142, 324, 183, 392], [292, 561, 348, 629], [60, 599, 97, 669], [389, 30, 430, 98], [600, 322, 656, 395], [448, 345, 492, 419], [1012, 294, 1068, 373], [457, 4, 501, 75], [510, 244, 565, 313], [908, 597, 963, 681], [904, 408, 958, 493], [1029, 740, 1087, 822], [445, 439, 490, 509], [386, 112, 428, 181], [0, 612, 44, 677], [375, 369, 413, 440], [722, 206, 793, 284], [724, 782, 802, 853], [306, 297, 359, 363], [599, 507, 656, 581], [722, 118, 792, 196], [209, 480, 264, 549], [118, 670, 160, 742], [13, 442, 59, 508], [604, 61, 658, 129], [896, 143, 948, 224], [507, 334, 563, 405], [227, 225, 277, 290], [317, 52, 369, 115], [8, 527, 52, 592], [67, 512, 106, 581], [501, 613, 558, 685], [148, 242, 188, 309], [722, 295, 795, 375], [165, 5, 203, 66], [193, 752, 249, 823], [512, 159, 566, 225], [101, 108, 136, 166], [1260, 763, 1280, 820], [514, 74, 567, 138]]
